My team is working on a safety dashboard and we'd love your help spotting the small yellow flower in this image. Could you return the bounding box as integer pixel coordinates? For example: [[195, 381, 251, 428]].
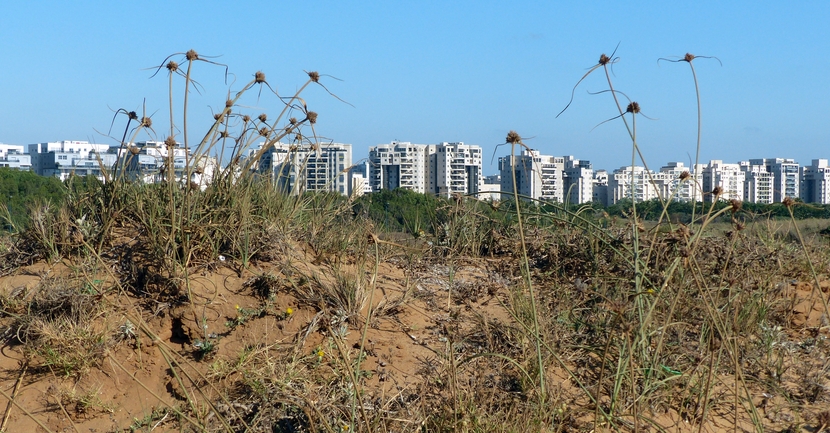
[[316, 350, 324, 358], [235, 304, 240, 310], [286, 307, 294, 316]]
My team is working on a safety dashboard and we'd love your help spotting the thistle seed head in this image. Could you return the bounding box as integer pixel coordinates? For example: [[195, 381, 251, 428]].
[[289, 117, 298, 125], [242, 115, 251, 123], [255, 71, 266, 83], [129, 146, 140, 155], [679, 171, 691, 181], [684, 53, 695, 62], [214, 113, 222, 120], [140, 117, 152, 128], [599, 54, 611, 65], [225, 99, 233, 108], [219, 131, 230, 138], [259, 127, 269, 137], [306, 111, 318, 124], [712, 186, 723, 196], [128, 111, 138, 120], [730, 199, 742, 213], [308, 71, 320, 82], [258, 113, 267, 123], [506, 130, 522, 144], [164, 136, 177, 148], [186, 49, 198, 61], [783, 196, 795, 208], [167, 61, 179, 72], [626, 102, 640, 114]]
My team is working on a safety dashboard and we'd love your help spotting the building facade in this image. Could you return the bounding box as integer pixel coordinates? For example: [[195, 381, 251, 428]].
[[0, 144, 31, 170], [257, 142, 353, 195], [498, 150, 565, 202], [801, 159, 830, 204]]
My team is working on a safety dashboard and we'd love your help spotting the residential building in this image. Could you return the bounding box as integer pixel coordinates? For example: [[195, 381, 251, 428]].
[[0, 144, 31, 170], [606, 165, 662, 205], [739, 161, 774, 204], [658, 162, 700, 202], [498, 149, 565, 202], [257, 142, 353, 195], [592, 170, 608, 205], [29, 140, 116, 181], [801, 159, 830, 204], [748, 158, 799, 202], [429, 142, 482, 197], [368, 141, 433, 194], [701, 160, 745, 202], [563, 156, 594, 204], [479, 174, 502, 201]]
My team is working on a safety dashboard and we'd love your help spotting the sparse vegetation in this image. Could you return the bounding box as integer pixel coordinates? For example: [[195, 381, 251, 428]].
[[0, 48, 829, 433]]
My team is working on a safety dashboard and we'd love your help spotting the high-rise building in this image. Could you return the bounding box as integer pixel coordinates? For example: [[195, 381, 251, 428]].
[[368, 141, 433, 194], [747, 158, 799, 202], [658, 162, 701, 202], [801, 159, 830, 204], [739, 161, 774, 204], [498, 149, 565, 202], [606, 165, 662, 205], [701, 160, 745, 203], [563, 156, 594, 204], [256, 142, 353, 195], [429, 142, 482, 197]]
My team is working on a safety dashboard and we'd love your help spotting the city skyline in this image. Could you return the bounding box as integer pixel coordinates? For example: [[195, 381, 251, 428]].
[[1, 2, 829, 173]]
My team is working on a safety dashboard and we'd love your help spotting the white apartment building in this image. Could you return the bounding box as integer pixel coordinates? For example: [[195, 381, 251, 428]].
[[478, 174, 502, 201], [498, 150, 565, 202], [563, 156, 594, 204], [29, 140, 117, 181], [606, 165, 663, 205], [0, 144, 31, 170], [429, 142, 482, 197], [658, 162, 701, 202], [592, 170, 609, 205], [369, 141, 433, 194], [701, 160, 745, 203], [739, 161, 774, 204], [747, 158, 799, 202], [257, 142, 353, 195], [801, 159, 830, 204], [120, 140, 190, 183]]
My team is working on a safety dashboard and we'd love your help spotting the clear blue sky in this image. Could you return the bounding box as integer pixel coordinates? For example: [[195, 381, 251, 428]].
[[1, 1, 828, 174]]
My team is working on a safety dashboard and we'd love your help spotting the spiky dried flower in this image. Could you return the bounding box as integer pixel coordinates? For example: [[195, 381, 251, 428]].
[[735, 221, 745, 231], [242, 115, 251, 123], [129, 146, 140, 155], [186, 49, 198, 61], [225, 99, 233, 108], [679, 171, 691, 181], [219, 131, 230, 139], [289, 117, 298, 125], [712, 186, 723, 196], [128, 111, 138, 120], [782, 196, 795, 208], [599, 54, 611, 65], [167, 61, 179, 72], [626, 102, 640, 114], [140, 117, 152, 128], [506, 130, 522, 144], [684, 53, 695, 62], [259, 127, 269, 137], [214, 113, 222, 121], [308, 71, 320, 82], [730, 199, 742, 213], [255, 71, 266, 83], [306, 111, 318, 124], [258, 113, 267, 123], [164, 136, 177, 148]]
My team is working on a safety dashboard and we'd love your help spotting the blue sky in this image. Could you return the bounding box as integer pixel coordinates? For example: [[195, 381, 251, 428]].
[[1, 1, 828, 174]]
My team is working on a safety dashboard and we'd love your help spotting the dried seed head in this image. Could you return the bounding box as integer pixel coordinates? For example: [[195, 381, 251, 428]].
[[289, 117, 298, 125], [214, 113, 222, 120], [255, 71, 266, 83], [225, 99, 233, 108], [294, 133, 303, 142], [219, 131, 230, 139], [626, 102, 640, 114], [684, 53, 695, 62], [712, 186, 723, 196], [129, 146, 140, 155], [259, 127, 269, 137], [242, 115, 251, 123], [782, 196, 795, 208], [141, 117, 152, 128], [166, 61, 179, 72], [164, 136, 177, 148], [506, 130, 522, 144], [729, 199, 742, 213], [186, 49, 198, 61], [308, 71, 320, 82], [735, 221, 745, 231], [599, 54, 611, 65], [194, 166, 204, 174], [679, 171, 691, 181], [367, 233, 379, 245], [189, 181, 200, 190], [128, 111, 138, 120], [258, 113, 267, 123], [306, 111, 318, 124]]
